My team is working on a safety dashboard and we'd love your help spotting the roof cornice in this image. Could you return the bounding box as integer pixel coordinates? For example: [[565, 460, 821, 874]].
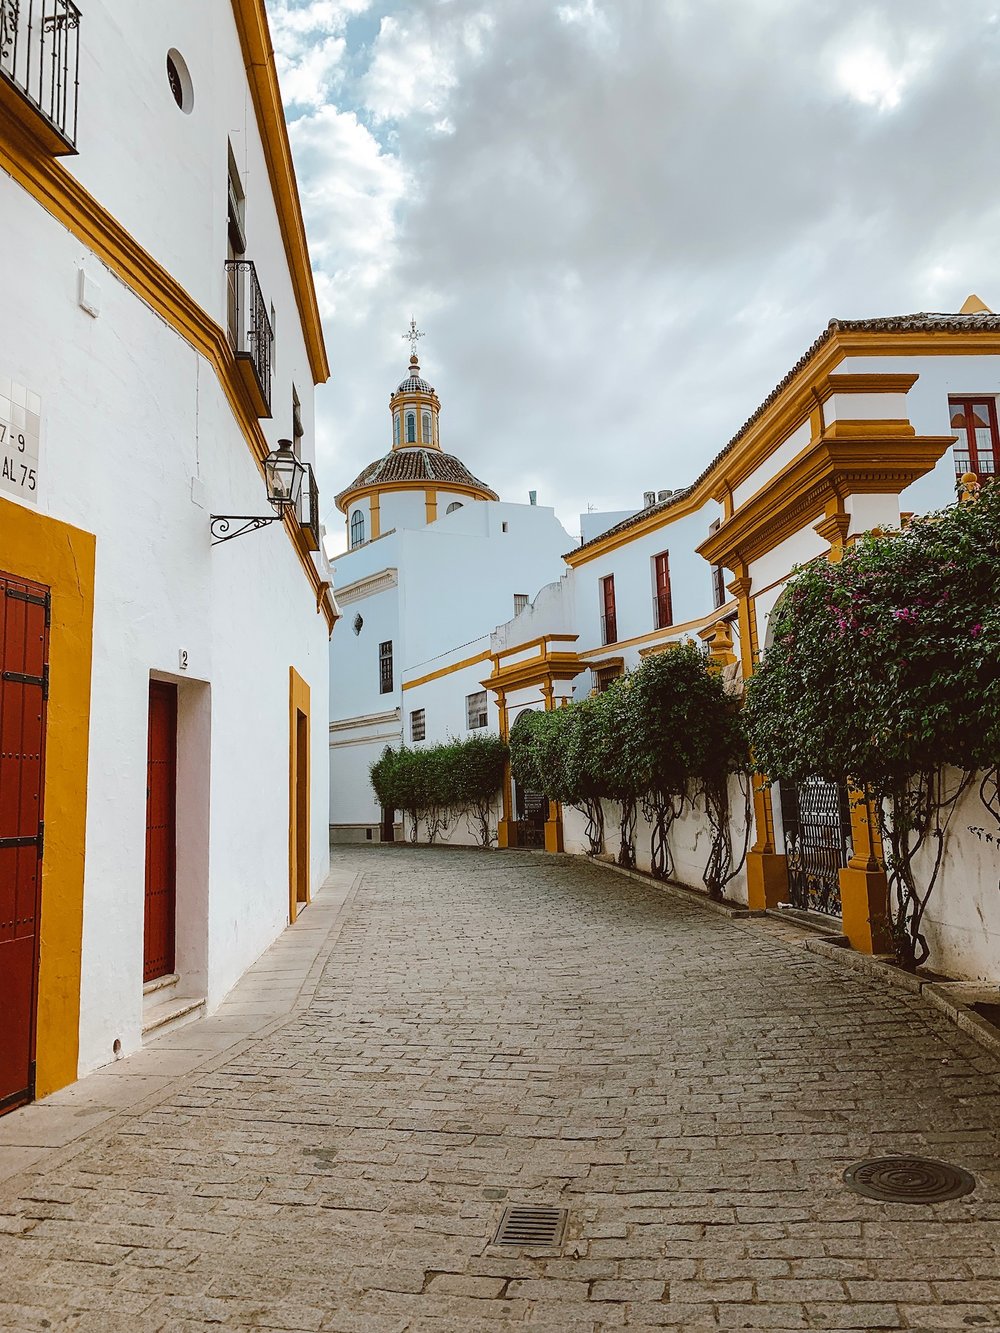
[[230, 0, 330, 385]]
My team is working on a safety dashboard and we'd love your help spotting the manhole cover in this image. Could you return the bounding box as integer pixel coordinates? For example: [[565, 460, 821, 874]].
[[494, 1205, 567, 1247], [843, 1156, 975, 1203]]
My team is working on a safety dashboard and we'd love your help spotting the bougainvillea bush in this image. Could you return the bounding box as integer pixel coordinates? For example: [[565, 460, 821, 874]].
[[744, 483, 1000, 967]]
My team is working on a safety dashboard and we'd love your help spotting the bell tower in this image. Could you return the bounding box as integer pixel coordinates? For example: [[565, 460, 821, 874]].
[[389, 320, 441, 450]]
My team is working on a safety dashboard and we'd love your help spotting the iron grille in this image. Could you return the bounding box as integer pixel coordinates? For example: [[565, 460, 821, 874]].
[[780, 777, 851, 916], [378, 640, 393, 694], [0, 0, 80, 152], [225, 259, 273, 414], [410, 708, 425, 742], [600, 612, 617, 645], [653, 589, 672, 629], [494, 1205, 567, 1248]]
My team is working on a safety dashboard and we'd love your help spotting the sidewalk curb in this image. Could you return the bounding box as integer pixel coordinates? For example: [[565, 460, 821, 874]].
[[552, 847, 1000, 1066], [0, 867, 365, 1201]]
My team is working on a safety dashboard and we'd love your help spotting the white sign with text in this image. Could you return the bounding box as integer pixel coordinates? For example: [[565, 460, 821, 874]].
[[0, 377, 40, 505]]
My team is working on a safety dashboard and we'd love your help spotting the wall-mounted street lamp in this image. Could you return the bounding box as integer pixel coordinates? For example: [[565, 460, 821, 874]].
[[210, 440, 305, 544]]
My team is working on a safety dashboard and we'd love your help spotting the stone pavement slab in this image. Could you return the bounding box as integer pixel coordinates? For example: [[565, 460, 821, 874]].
[[1, 848, 1000, 1330]]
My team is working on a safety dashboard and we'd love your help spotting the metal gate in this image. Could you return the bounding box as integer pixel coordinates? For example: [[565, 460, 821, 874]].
[[0, 572, 50, 1113], [780, 778, 851, 916]]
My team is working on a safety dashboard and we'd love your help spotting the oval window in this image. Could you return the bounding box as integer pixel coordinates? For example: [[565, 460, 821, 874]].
[[166, 50, 194, 113]]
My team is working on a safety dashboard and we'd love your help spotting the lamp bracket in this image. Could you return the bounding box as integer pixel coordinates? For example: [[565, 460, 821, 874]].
[[210, 514, 284, 545]]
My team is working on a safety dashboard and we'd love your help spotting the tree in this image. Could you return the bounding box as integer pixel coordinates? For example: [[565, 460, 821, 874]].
[[592, 677, 643, 868], [369, 735, 509, 847], [745, 484, 1000, 967]]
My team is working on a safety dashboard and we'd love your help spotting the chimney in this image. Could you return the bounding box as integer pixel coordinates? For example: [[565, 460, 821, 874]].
[[657, 489, 673, 502], [643, 490, 656, 508]]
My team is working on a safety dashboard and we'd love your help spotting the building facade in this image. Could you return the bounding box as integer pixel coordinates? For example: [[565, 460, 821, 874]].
[[328, 351, 573, 841], [0, 0, 336, 1113], [364, 302, 1000, 983]]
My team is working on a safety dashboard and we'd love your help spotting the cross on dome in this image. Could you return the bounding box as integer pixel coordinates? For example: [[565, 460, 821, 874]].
[[402, 317, 425, 358]]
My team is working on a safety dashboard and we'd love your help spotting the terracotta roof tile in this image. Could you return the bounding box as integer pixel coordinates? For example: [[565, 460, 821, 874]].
[[337, 448, 498, 508]]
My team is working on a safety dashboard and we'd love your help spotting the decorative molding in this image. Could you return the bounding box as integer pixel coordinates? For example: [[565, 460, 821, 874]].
[[329, 729, 403, 750], [329, 707, 401, 734], [334, 567, 399, 605]]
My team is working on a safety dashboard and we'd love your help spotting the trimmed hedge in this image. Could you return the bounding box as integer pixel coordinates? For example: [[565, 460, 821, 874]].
[[370, 733, 508, 847]]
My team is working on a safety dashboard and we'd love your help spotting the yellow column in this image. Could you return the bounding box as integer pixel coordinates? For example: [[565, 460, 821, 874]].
[[370, 491, 381, 540], [425, 488, 437, 524], [734, 571, 789, 911], [541, 680, 564, 854], [496, 689, 518, 849]]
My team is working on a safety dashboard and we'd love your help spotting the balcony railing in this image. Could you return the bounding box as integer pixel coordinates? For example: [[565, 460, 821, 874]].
[[600, 612, 617, 646], [953, 448, 997, 481], [298, 460, 320, 551], [225, 259, 272, 418], [653, 590, 672, 630], [0, 0, 80, 153]]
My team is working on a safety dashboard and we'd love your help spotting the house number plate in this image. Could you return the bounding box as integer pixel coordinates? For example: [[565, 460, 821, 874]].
[[0, 377, 41, 506]]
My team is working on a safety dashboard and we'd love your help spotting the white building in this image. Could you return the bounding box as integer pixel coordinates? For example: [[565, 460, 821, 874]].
[[328, 348, 573, 842], [0, 0, 336, 1113]]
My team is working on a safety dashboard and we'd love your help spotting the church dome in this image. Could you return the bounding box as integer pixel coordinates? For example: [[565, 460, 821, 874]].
[[397, 365, 434, 394], [336, 448, 497, 509]]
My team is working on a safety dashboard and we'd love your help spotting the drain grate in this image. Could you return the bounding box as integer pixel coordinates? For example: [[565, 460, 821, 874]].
[[494, 1204, 567, 1247], [843, 1156, 975, 1204]]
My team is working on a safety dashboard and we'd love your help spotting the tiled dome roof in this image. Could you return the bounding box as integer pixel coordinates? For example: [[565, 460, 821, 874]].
[[337, 448, 497, 508], [396, 374, 434, 394]]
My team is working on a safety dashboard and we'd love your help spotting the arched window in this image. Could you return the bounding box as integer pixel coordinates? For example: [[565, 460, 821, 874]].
[[446, 501, 463, 514], [422, 411, 432, 443], [350, 508, 365, 548], [393, 412, 400, 446], [406, 412, 416, 443]]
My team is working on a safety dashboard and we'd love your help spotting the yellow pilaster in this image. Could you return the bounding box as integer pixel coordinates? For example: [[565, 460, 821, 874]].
[[370, 491, 381, 540], [732, 571, 789, 910], [541, 680, 564, 853], [425, 488, 437, 524], [496, 690, 517, 849]]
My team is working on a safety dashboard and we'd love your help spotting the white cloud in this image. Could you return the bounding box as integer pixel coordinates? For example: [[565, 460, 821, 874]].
[[270, 0, 1000, 551]]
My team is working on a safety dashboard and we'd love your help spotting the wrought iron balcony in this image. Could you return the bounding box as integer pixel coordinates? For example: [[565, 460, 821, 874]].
[[653, 589, 673, 630], [600, 612, 617, 646], [225, 259, 272, 418], [298, 460, 321, 551], [0, 0, 80, 154]]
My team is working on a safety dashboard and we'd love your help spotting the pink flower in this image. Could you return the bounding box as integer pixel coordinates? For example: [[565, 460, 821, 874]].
[[971, 623, 984, 637]]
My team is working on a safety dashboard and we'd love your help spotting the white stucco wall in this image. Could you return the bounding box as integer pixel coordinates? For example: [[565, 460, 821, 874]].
[[2, 170, 330, 1073]]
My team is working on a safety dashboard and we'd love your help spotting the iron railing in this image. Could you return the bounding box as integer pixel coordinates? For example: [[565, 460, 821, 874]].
[[953, 448, 996, 480], [600, 611, 617, 645], [0, 0, 80, 150], [298, 460, 320, 550], [653, 589, 672, 630], [225, 259, 272, 413]]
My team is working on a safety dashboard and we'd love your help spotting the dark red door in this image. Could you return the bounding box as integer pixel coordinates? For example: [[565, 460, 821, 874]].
[[144, 682, 177, 982], [0, 572, 50, 1113]]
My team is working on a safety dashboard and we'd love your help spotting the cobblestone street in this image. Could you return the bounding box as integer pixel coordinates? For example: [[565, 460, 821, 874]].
[[3, 847, 1000, 1330]]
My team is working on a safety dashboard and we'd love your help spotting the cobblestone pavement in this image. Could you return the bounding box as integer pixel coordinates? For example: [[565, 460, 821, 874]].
[[3, 848, 1000, 1331]]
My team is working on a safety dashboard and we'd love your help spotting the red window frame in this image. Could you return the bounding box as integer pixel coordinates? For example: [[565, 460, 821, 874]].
[[948, 396, 1000, 480], [600, 575, 617, 645], [653, 551, 672, 629]]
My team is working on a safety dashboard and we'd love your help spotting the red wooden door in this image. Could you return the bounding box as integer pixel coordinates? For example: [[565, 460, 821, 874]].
[[144, 682, 177, 983], [653, 551, 672, 628], [0, 572, 50, 1112], [601, 575, 617, 644]]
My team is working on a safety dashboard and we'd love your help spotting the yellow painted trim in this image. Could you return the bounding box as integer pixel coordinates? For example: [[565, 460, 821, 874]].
[[288, 667, 311, 924], [337, 478, 495, 515], [484, 650, 586, 694], [0, 118, 335, 634], [575, 607, 735, 659], [494, 633, 579, 663], [230, 0, 330, 384], [565, 334, 998, 570], [403, 649, 492, 692], [425, 488, 438, 524], [370, 492, 381, 541], [0, 498, 96, 1099]]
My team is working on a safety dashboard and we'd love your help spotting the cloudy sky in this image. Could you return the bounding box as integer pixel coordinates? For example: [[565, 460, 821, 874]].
[[266, 0, 1000, 553]]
